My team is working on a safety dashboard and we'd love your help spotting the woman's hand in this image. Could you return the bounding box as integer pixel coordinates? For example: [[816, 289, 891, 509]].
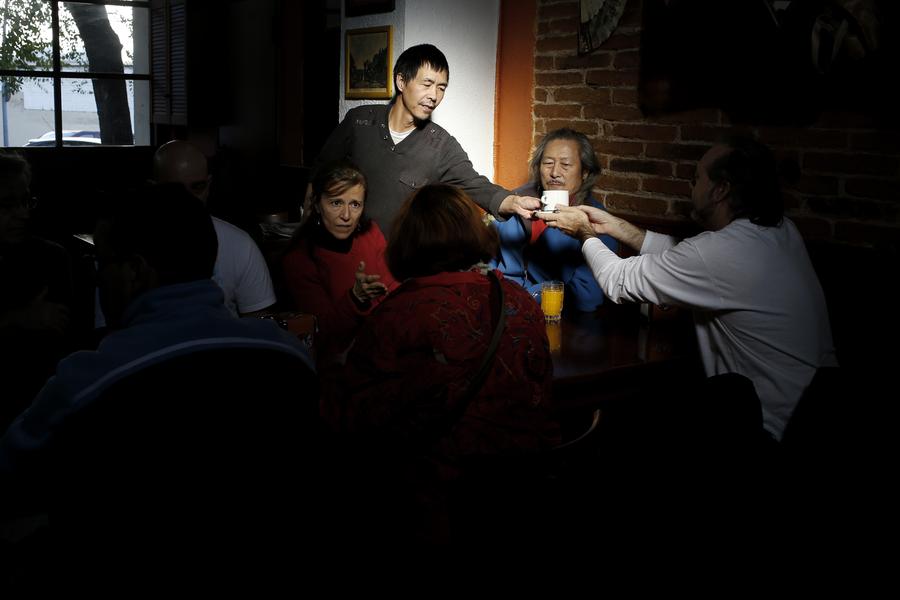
[[352, 261, 388, 304]]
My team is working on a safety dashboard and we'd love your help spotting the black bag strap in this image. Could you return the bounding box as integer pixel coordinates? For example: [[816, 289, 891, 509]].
[[384, 271, 507, 447], [446, 270, 506, 426]]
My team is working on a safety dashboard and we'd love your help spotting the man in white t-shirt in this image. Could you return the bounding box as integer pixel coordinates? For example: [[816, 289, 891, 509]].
[[153, 141, 276, 317], [541, 136, 837, 440]]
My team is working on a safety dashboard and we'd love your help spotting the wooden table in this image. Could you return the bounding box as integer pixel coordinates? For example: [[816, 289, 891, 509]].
[[548, 301, 703, 414]]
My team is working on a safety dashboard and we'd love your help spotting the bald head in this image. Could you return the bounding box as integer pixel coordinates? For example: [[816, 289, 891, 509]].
[[153, 140, 211, 203]]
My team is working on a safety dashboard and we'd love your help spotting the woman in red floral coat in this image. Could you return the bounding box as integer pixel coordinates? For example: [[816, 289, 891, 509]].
[[324, 184, 559, 542]]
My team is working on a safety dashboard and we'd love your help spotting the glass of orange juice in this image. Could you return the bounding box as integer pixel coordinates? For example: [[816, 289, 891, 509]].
[[540, 281, 564, 322], [545, 321, 562, 352]]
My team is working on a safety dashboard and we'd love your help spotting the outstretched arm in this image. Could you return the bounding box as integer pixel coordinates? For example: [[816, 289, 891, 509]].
[[539, 206, 646, 252]]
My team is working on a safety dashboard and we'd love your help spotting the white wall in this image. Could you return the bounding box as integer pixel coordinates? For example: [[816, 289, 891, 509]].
[[339, 0, 499, 180]]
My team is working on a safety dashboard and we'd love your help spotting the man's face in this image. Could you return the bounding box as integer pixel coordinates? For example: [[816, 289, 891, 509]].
[[540, 139, 584, 197], [690, 145, 729, 228], [396, 64, 448, 122], [156, 160, 210, 203]]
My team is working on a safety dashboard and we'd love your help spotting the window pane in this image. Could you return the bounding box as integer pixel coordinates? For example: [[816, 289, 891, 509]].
[[0, 1, 54, 71], [1, 76, 55, 147], [61, 77, 150, 145], [60, 3, 150, 76]]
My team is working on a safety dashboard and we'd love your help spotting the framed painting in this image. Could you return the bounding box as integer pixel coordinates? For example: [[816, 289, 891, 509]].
[[345, 25, 393, 100]]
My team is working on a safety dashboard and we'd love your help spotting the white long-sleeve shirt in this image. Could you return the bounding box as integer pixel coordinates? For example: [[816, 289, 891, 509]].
[[582, 217, 837, 439]]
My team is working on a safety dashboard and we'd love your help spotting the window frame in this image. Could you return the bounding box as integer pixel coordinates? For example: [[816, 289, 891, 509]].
[[0, 0, 152, 148]]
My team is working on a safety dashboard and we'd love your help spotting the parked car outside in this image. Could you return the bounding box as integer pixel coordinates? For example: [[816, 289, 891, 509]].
[[24, 130, 102, 147]]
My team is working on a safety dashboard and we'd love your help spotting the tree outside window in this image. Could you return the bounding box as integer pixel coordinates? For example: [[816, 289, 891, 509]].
[[0, 0, 150, 147]]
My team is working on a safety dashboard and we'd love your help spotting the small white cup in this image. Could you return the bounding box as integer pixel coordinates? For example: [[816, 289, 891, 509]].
[[540, 189, 569, 212]]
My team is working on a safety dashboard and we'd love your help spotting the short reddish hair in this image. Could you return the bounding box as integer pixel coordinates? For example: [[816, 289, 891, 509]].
[[387, 184, 499, 281]]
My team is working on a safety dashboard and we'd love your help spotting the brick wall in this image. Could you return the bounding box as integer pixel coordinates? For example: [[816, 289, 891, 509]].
[[533, 0, 900, 250]]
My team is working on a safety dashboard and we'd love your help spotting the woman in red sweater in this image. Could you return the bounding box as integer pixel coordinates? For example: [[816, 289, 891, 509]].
[[282, 161, 398, 365]]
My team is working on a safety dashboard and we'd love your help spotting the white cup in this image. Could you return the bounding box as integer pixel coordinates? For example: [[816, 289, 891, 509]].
[[540, 189, 569, 212]]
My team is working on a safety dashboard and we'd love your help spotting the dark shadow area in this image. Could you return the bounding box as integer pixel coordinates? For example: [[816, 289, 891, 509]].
[[639, 0, 900, 125]]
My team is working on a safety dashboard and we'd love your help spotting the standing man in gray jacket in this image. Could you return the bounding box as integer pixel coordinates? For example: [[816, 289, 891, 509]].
[[312, 44, 540, 237]]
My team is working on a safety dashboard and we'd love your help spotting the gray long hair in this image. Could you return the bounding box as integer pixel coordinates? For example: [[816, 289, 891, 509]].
[[528, 128, 600, 206]]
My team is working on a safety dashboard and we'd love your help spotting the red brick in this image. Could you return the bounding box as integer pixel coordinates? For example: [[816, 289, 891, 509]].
[[791, 216, 833, 240], [609, 158, 673, 177], [534, 120, 547, 135], [612, 88, 638, 105], [791, 175, 839, 196], [804, 152, 899, 177], [845, 178, 900, 201], [834, 221, 900, 247], [642, 177, 692, 197], [538, 1, 579, 21], [534, 56, 554, 71], [605, 193, 669, 216], [541, 16, 580, 36], [613, 50, 640, 70], [849, 132, 900, 155], [536, 35, 577, 54], [534, 88, 549, 103], [597, 174, 640, 192], [807, 197, 892, 220], [585, 69, 639, 87], [584, 104, 644, 121], [681, 125, 752, 143], [758, 127, 848, 149], [594, 140, 643, 157], [555, 52, 613, 70], [534, 103, 582, 119], [676, 163, 697, 179], [554, 87, 611, 104], [535, 71, 584, 86], [609, 123, 677, 141], [544, 119, 599, 136], [645, 143, 709, 161]]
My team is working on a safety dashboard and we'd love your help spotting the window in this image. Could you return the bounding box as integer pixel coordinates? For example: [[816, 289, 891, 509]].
[[0, 0, 151, 147]]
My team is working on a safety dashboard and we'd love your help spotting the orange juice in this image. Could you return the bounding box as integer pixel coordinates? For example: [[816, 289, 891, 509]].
[[546, 322, 562, 352], [540, 282, 564, 322]]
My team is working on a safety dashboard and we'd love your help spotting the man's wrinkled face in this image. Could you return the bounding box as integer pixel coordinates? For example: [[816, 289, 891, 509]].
[[540, 139, 584, 197]]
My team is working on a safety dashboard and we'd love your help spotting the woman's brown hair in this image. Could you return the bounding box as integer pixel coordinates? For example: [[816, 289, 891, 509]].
[[387, 184, 499, 281]]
